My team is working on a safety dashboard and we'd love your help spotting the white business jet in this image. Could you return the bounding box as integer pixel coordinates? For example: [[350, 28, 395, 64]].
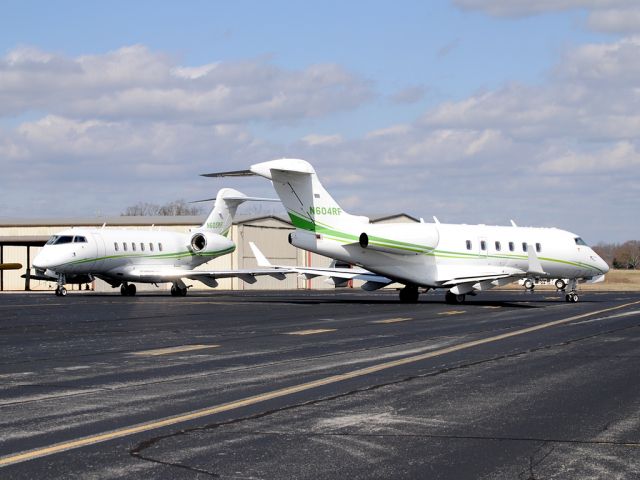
[[32, 188, 288, 296], [205, 159, 609, 304]]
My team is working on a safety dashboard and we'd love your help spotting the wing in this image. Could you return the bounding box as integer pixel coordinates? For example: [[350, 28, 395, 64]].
[[119, 265, 293, 288], [249, 242, 393, 291], [436, 265, 526, 294]]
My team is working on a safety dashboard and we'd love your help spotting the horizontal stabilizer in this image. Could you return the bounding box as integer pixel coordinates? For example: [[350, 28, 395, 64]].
[[201, 169, 255, 177], [191, 196, 279, 203]]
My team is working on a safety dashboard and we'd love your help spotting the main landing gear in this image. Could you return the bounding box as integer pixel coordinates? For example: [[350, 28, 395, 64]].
[[55, 273, 67, 296], [445, 291, 466, 304], [170, 283, 188, 297], [399, 285, 419, 303], [120, 283, 137, 296]]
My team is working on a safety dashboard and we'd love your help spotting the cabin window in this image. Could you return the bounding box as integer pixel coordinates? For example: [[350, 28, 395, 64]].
[[53, 235, 73, 245], [123, 243, 128, 252], [149, 243, 154, 252], [536, 243, 541, 253], [140, 243, 145, 252], [132, 243, 136, 252], [466, 240, 472, 250], [158, 243, 163, 252], [575, 237, 587, 246], [522, 242, 527, 252], [509, 242, 514, 252], [73, 236, 87, 243], [114, 242, 119, 252], [480, 240, 486, 251], [495, 241, 501, 251]]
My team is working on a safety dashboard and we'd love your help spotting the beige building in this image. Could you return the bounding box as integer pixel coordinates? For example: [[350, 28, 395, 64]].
[[0, 213, 418, 292]]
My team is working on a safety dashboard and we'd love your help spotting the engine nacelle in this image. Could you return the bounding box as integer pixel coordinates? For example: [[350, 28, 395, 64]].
[[358, 224, 439, 255], [189, 232, 235, 256]]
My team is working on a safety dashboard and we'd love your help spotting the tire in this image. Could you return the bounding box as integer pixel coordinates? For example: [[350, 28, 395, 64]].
[[399, 286, 419, 303], [445, 291, 463, 304], [523, 279, 534, 290], [120, 284, 128, 296], [60, 287, 67, 297], [127, 284, 137, 296], [555, 279, 566, 290]]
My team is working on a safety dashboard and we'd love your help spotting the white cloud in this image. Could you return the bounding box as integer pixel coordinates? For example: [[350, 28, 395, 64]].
[[453, 0, 631, 17], [0, 45, 373, 123], [540, 141, 640, 173], [301, 134, 343, 146], [390, 85, 426, 104], [587, 7, 640, 33], [454, 0, 640, 33]]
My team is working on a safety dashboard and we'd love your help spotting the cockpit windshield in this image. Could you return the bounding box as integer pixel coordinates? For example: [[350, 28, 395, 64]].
[[46, 235, 74, 245], [575, 237, 588, 246]]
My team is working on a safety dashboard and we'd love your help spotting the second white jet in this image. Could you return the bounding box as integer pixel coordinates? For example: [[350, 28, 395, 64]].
[[32, 188, 288, 296]]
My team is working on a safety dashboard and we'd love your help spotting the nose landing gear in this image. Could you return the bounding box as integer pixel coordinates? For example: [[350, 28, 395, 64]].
[[54, 273, 67, 296], [564, 279, 579, 303]]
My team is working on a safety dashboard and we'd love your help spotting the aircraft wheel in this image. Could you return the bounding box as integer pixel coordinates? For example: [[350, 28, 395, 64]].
[[120, 284, 128, 296], [555, 279, 566, 290], [565, 292, 579, 303], [55, 287, 61, 296], [170, 285, 178, 296], [180, 287, 188, 297], [399, 285, 419, 303], [127, 284, 137, 296], [59, 287, 67, 297], [445, 292, 466, 304], [523, 279, 534, 290]]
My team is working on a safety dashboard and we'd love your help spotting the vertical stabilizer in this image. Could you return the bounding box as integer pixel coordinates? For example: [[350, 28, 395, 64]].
[[248, 159, 369, 233], [200, 188, 279, 236]]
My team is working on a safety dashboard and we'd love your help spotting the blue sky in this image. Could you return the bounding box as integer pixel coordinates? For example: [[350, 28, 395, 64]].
[[1, 1, 639, 242]]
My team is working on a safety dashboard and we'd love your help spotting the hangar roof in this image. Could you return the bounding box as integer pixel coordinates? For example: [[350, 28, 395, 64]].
[[0, 212, 417, 228]]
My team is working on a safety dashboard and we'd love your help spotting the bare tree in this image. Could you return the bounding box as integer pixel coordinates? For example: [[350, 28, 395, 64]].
[[613, 241, 640, 269], [122, 199, 202, 216]]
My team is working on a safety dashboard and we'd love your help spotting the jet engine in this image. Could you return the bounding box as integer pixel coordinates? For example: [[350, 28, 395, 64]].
[[358, 223, 439, 255], [189, 232, 235, 256]]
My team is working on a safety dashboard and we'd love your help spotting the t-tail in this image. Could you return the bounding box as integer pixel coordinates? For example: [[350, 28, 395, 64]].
[[207, 159, 369, 234], [196, 187, 279, 237]]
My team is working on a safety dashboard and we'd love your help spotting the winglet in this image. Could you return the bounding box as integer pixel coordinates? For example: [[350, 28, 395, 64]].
[[249, 242, 272, 267], [510, 219, 517, 227], [527, 244, 545, 275]]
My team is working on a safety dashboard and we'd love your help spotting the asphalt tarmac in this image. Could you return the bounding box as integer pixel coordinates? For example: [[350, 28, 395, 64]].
[[0, 289, 639, 479]]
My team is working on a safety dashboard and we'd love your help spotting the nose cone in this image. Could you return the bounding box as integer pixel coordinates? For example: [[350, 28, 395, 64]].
[[33, 248, 54, 270], [597, 255, 610, 274]]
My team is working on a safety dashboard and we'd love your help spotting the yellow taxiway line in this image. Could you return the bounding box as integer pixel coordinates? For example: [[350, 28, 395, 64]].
[[284, 328, 337, 335], [1, 300, 639, 468], [371, 317, 413, 324], [131, 344, 219, 356]]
